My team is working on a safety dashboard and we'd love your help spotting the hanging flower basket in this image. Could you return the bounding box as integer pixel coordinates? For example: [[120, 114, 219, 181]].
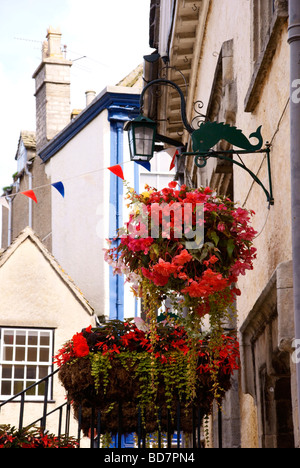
[[55, 320, 239, 435], [104, 182, 256, 398], [101, 182, 257, 414], [104, 182, 257, 324]]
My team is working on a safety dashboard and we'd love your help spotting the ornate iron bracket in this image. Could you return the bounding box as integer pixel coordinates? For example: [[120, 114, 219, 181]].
[[183, 144, 274, 206], [139, 78, 274, 206]]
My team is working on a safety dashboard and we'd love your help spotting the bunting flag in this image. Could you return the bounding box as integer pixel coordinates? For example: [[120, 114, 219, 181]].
[[134, 160, 151, 172], [21, 190, 38, 203], [52, 181, 65, 198], [156, 147, 178, 171], [108, 165, 124, 180], [4, 155, 175, 205], [168, 148, 179, 171], [0, 197, 10, 210]]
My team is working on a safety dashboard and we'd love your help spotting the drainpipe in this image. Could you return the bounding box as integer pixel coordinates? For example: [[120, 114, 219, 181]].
[[24, 162, 33, 228], [6, 196, 12, 246], [288, 0, 300, 441]]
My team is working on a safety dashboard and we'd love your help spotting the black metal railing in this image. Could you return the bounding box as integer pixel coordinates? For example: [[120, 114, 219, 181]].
[[0, 369, 69, 433], [0, 371, 207, 448]]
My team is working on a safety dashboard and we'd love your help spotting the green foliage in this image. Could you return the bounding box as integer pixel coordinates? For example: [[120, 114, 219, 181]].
[[90, 353, 112, 393]]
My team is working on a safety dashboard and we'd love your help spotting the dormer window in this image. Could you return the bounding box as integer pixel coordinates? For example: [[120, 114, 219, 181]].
[[16, 140, 28, 173], [15, 132, 36, 175]]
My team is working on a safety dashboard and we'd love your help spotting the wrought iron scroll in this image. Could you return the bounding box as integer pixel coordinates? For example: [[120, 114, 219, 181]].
[[183, 143, 274, 206]]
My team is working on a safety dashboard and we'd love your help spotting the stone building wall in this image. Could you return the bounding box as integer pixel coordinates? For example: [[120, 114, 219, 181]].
[[152, 0, 293, 447]]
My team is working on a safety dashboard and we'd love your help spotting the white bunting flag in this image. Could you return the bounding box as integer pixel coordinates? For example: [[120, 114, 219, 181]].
[[0, 197, 10, 210]]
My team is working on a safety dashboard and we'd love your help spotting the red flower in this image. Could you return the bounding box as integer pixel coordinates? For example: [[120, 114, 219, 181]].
[[181, 269, 228, 298], [72, 333, 90, 358], [173, 249, 193, 265], [141, 267, 169, 286], [203, 255, 219, 266], [152, 258, 178, 276]]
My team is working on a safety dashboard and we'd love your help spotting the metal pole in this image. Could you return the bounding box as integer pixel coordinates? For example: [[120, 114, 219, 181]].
[[288, 0, 300, 443]]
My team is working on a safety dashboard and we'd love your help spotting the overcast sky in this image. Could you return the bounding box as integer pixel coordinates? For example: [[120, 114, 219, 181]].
[[0, 0, 152, 195]]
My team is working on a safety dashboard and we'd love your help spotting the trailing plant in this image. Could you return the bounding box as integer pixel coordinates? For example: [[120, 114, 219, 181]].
[[54, 319, 239, 434]]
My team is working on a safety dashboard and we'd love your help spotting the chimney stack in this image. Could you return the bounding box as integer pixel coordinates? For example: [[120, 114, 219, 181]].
[[33, 27, 72, 152]]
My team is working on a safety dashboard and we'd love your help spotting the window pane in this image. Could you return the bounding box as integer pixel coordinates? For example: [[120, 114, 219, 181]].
[[39, 348, 50, 363], [26, 366, 36, 380], [15, 365, 25, 379], [2, 365, 12, 379], [14, 381, 24, 394], [27, 347, 37, 362], [16, 331, 26, 345], [15, 347, 25, 362], [28, 332, 38, 346], [38, 381, 46, 396], [1, 381, 11, 395], [3, 347, 13, 361], [26, 383, 36, 396], [4, 331, 14, 345], [40, 333, 50, 346], [39, 367, 48, 379]]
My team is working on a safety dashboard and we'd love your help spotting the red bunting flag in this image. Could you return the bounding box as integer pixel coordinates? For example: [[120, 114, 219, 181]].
[[169, 149, 178, 171], [108, 165, 124, 180], [21, 190, 38, 203]]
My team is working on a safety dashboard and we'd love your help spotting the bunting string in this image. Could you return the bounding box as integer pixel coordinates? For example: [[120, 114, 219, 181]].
[[0, 148, 178, 209]]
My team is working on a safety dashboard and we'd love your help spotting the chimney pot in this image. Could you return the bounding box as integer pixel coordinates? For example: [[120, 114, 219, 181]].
[[85, 90, 96, 107]]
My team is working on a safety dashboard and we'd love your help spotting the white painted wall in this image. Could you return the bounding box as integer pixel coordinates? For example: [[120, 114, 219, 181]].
[[0, 230, 93, 446], [45, 111, 111, 317]]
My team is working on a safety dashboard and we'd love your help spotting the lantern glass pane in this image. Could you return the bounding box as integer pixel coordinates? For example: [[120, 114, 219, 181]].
[[135, 126, 154, 158], [128, 127, 135, 158]]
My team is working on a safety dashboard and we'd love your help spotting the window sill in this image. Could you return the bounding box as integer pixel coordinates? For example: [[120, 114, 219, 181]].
[[244, 8, 288, 113], [0, 398, 55, 403]]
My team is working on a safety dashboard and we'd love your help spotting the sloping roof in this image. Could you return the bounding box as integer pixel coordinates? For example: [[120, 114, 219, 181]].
[[20, 131, 36, 150], [0, 227, 94, 316], [116, 63, 143, 89], [15, 131, 36, 160]]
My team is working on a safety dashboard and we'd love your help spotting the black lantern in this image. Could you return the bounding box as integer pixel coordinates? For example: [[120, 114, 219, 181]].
[[125, 114, 157, 162]]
